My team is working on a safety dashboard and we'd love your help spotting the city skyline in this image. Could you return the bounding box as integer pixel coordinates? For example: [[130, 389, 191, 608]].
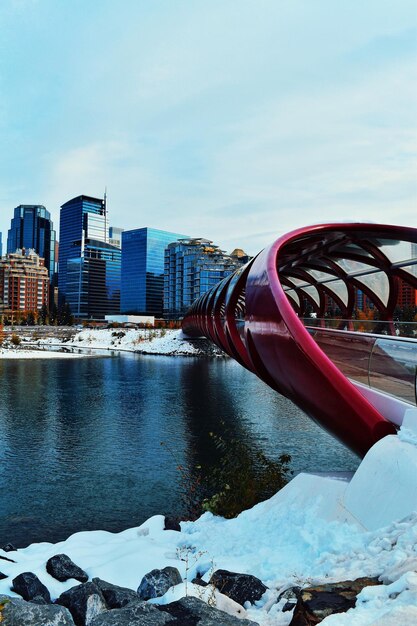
[[0, 0, 416, 256]]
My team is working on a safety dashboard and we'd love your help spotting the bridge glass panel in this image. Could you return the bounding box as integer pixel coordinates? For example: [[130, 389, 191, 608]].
[[332, 259, 376, 276], [310, 329, 417, 407], [285, 276, 310, 287], [354, 271, 390, 307], [301, 285, 320, 306], [332, 244, 374, 258], [322, 280, 348, 306], [400, 263, 417, 279], [309, 329, 373, 386], [304, 269, 336, 282], [375, 240, 417, 265], [286, 289, 300, 307], [369, 338, 417, 405]]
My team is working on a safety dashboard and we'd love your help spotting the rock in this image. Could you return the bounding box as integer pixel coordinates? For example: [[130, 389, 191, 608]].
[[92, 578, 139, 609], [278, 586, 302, 613], [12, 572, 51, 603], [289, 577, 381, 625], [137, 567, 182, 600], [46, 554, 89, 583], [0, 572, 7, 580], [0, 594, 74, 625], [1, 543, 17, 552], [57, 582, 107, 626], [157, 595, 260, 625], [191, 577, 208, 587], [164, 517, 181, 532], [30, 595, 50, 605], [90, 602, 175, 625], [278, 586, 302, 602], [209, 570, 267, 606]]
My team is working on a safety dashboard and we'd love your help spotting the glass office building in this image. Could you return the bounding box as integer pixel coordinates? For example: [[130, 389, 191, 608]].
[[164, 239, 250, 318], [7, 205, 57, 283], [121, 228, 187, 317], [59, 195, 121, 319], [66, 240, 121, 319], [109, 226, 124, 248]]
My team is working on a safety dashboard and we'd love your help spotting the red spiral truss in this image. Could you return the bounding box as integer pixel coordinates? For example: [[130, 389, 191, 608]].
[[182, 224, 417, 457]]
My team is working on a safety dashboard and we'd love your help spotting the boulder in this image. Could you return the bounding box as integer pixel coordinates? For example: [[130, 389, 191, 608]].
[[92, 578, 139, 609], [137, 567, 182, 600], [46, 554, 89, 583], [57, 581, 107, 626], [0, 594, 74, 625], [1, 543, 17, 552], [0, 572, 7, 580], [289, 577, 381, 625], [30, 595, 50, 605], [277, 586, 302, 612], [90, 601, 175, 625], [157, 595, 260, 625], [209, 570, 267, 606], [164, 517, 181, 532], [12, 572, 51, 603]]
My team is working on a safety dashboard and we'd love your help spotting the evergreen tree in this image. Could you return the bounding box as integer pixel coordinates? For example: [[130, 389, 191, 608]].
[[57, 303, 74, 326], [64, 303, 74, 326], [39, 303, 49, 325], [50, 303, 58, 326], [57, 304, 65, 326]]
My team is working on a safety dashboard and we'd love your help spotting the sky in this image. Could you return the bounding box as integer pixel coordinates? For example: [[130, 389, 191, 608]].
[[0, 0, 416, 256]]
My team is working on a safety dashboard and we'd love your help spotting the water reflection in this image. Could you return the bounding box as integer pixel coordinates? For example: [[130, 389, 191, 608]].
[[0, 355, 358, 547]]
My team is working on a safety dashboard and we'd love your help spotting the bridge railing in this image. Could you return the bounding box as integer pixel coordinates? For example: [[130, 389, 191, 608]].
[[301, 317, 417, 338], [306, 325, 417, 407]]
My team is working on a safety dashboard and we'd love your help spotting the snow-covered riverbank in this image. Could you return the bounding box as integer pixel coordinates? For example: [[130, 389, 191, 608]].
[[0, 328, 224, 358], [0, 427, 416, 625], [0, 349, 94, 359], [51, 328, 218, 356]]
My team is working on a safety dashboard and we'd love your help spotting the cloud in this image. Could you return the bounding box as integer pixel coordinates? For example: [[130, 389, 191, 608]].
[[0, 0, 416, 256]]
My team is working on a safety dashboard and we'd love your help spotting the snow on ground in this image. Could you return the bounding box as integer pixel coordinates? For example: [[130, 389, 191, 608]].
[[34, 328, 207, 356], [0, 348, 91, 359], [1, 328, 221, 357], [0, 430, 416, 625]]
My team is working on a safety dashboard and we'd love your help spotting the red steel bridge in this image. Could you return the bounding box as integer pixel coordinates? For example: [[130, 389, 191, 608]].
[[182, 224, 417, 457]]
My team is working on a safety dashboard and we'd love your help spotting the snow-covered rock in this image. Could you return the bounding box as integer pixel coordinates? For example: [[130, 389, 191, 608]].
[[0, 595, 74, 625]]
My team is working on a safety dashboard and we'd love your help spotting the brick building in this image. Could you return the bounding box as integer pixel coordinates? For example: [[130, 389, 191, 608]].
[[0, 249, 49, 317]]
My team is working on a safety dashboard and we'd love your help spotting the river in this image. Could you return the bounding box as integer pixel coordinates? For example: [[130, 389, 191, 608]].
[[0, 353, 359, 547]]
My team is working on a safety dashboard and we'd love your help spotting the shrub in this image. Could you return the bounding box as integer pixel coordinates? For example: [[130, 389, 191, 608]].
[[202, 429, 292, 519], [163, 423, 292, 521], [10, 333, 21, 346]]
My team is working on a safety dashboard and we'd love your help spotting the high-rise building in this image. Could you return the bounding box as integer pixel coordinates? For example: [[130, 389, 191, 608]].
[[0, 249, 49, 317], [121, 228, 187, 317], [109, 227, 124, 248], [164, 238, 250, 319], [59, 195, 121, 319], [6, 205, 56, 283], [0, 232, 2, 258]]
